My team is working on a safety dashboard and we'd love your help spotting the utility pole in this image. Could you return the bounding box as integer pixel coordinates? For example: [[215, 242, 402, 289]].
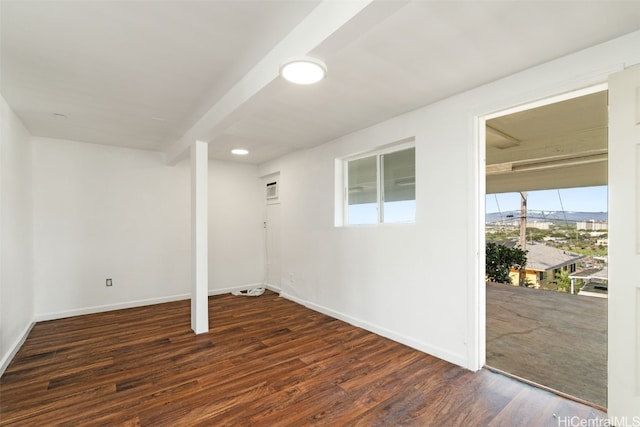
[[518, 191, 527, 286]]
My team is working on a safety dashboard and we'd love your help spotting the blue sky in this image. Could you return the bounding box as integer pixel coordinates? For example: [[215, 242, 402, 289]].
[[486, 186, 608, 213]]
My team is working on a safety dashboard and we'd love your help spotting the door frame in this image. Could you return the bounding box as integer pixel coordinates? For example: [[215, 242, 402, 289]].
[[473, 82, 609, 371], [262, 172, 281, 292], [607, 65, 640, 418]]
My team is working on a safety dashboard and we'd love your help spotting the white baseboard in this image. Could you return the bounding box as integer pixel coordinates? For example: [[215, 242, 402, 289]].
[[1, 321, 35, 376], [35, 293, 191, 322], [279, 292, 467, 369], [35, 283, 267, 322], [279, 291, 305, 306], [263, 282, 282, 294]]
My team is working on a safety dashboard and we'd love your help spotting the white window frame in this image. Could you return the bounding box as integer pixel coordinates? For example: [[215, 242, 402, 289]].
[[338, 138, 415, 226]]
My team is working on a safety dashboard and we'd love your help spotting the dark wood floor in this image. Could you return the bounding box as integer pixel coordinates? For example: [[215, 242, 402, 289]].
[[486, 282, 607, 408], [1, 290, 606, 426]]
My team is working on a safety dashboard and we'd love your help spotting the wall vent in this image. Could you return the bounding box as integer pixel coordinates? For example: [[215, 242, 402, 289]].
[[266, 181, 278, 200]]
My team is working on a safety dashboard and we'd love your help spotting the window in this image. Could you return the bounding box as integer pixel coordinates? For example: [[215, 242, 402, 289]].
[[343, 144, 415, 225]]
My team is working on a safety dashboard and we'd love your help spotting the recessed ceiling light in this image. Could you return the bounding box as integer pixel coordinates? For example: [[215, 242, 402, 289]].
[[280, 56, 327, 85], [231, 148, 249, 156], [53, 113, 67, 119], [151, 117, 166, 122]]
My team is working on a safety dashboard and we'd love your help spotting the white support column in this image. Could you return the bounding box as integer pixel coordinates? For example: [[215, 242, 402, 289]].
[[191, 140, 209, 334]]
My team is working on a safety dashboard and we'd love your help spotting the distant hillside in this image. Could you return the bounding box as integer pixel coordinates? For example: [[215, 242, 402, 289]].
[[486, 210, 608, 225]]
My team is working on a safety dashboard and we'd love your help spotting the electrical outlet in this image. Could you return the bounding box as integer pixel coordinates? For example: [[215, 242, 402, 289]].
[[106, 278, 113, 287]]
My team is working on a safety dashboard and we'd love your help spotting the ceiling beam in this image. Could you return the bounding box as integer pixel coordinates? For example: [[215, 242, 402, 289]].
[[487, 162, 608, 194], [165, 0, 409, 165], [486, 126, 607, 165], [487, 149, 608, 176], [486, 124, 521, 149]]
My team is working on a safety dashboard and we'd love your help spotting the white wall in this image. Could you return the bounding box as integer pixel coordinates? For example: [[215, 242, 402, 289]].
[[259, 31, 640, 370], [208, 160, 264, 289], [32, 138, 264, 319], [32, 138, 190, 318], [0, 95, 34, 373]]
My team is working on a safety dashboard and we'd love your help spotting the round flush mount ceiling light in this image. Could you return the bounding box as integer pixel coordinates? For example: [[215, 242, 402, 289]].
[[231, 148, 249, 156], [280, 57, 327, 85]]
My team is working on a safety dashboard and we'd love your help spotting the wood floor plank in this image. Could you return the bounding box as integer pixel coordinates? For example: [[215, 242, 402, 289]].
[[1, 290, 607, 426]]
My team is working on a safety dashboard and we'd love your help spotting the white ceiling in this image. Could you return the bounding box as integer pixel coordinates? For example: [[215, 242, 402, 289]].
[[0, 0, 320, 152], [486, 90, 608, 193], [2, 1, 640, 164]]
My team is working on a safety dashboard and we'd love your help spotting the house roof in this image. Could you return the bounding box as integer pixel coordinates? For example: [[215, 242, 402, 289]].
[[524, 244, 584, 272], [571, 267, 608, 281], [490, 240, 517, 249]]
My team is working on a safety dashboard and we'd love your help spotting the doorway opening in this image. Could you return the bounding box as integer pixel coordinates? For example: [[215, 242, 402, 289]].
[[482, 86, 608, 409], [262, 173, 281, 292]]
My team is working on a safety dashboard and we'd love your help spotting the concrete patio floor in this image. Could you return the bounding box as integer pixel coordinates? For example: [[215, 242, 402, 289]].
[[486, 282, 607, 408]]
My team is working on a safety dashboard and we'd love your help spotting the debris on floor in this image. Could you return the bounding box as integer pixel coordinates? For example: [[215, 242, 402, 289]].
[[232, 287, 265, 297]]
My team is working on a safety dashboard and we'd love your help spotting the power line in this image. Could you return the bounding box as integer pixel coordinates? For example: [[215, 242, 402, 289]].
[[485, 209, 607, 225]]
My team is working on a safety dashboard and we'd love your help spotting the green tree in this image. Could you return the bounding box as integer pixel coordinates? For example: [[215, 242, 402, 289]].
[[554, 269, 572, 293], [486, 242, 527, 285]]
